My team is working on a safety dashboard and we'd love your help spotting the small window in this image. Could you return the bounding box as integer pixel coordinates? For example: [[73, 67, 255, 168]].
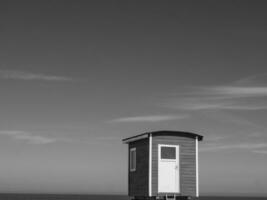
[[161, 146, 176, 159], [130, 148, 136, 172]]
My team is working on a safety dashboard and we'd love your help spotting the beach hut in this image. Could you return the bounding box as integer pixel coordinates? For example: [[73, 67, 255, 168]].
[[122, 130, 203, 200]]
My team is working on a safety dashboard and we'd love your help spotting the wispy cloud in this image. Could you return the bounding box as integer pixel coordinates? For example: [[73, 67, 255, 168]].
[[200, 143, 267, 152], [200, 86, 267, 98], [164, 83, 267, 111], [234, 73, 267, 86], [166, 98, 267, 110], [248, 132, 264, 138], [0, 70, 73, 81], [252, 150, 267, 154], [203, 135, 227, 142], [0, 130, 57, 144], [0, 130, 123, 145], [109, 114, 188, 123], [94, 136, 121, 140]]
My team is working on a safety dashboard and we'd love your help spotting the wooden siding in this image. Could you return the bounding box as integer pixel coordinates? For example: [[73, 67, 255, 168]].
[[129, 138, 149, 196], [151, 134, 196, 197]]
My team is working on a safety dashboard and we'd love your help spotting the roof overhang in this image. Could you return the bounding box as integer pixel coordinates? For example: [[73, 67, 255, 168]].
[[122, 130, 203, 144], [122, 133, 148, 144]]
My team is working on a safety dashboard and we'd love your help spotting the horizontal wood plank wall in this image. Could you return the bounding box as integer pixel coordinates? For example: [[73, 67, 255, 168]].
[[152, 134, 196, 197], [129, 138, 149, 196]]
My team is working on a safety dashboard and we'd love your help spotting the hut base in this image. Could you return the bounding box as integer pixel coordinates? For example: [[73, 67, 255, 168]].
[[132, 196, 199, 200]]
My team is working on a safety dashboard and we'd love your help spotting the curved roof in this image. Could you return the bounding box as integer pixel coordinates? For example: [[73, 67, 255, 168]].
[[122, 130, 203, 143]]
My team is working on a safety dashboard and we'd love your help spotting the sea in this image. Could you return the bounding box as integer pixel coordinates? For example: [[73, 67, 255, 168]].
[[0, 195, 265, 200]]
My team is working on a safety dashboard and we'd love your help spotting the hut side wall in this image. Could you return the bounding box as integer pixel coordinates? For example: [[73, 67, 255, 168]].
[[129, 138, 149, 196], [152, 135, 196, 197]]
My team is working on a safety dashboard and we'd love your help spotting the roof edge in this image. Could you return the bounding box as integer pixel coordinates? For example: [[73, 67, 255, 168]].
[[122, 133, 148, 143], [122, 130, 203, 144]]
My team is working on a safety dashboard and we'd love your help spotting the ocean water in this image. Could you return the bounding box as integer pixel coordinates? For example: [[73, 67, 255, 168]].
[[0, 195, 265, 200]]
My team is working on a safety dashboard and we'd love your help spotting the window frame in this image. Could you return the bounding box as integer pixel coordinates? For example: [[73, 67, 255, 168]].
[[159, 144, 178, 162], [129, 147, 136, 172], [160, 146, 176, 160]]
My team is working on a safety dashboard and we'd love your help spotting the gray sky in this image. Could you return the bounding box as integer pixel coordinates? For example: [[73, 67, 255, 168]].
[[0, 0, 267, 196]]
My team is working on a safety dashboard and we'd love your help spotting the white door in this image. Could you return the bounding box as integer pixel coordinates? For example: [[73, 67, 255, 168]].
[[158, 144, 180, 193]]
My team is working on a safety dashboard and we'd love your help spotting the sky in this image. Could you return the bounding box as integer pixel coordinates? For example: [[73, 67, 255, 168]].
[[0, 0, 267, 196]]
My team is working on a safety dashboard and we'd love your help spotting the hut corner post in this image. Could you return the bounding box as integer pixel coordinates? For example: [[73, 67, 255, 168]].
[[148, 133, 152, 197], [196, 137, 199, 198]]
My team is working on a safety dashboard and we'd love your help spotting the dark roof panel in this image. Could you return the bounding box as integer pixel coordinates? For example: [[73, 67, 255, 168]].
[[122, 130, 203, 143]]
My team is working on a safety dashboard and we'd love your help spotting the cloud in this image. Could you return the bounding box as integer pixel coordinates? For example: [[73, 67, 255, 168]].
[[0, 130, 57, 144], [0, 130, 122, 145], [234, 73, 267, 86], [109, 114, 188, 123], [94, 136, 121, 140], [164, 85, 267, 111], [161, 74, 267, 111], [167, 100, 267, 111], [248, 132, 263, 138], [202, 86, 267, 98], [200, 143, 267, 152], [252, 150, 267, 154], [0, 70, 73, 81], [203, 135, 227, 142]]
